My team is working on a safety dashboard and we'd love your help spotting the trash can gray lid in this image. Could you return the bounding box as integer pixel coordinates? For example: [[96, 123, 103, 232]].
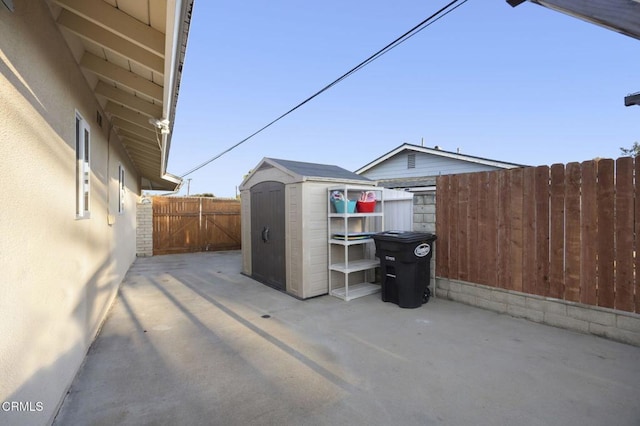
[[372, 231, 437, 243]]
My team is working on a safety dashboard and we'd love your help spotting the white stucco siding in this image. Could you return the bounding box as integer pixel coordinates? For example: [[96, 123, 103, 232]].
[[1, 2, 140, 424], [362, 152, 502, 180]]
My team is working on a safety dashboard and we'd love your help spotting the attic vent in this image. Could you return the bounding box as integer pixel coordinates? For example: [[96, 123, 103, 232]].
[[407, 153, 416, 169]]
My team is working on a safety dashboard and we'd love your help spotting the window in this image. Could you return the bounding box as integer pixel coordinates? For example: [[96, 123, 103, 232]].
[[75, 112, 90, 218], [118, 164, 125, 214], [407, 153, 416, 169]]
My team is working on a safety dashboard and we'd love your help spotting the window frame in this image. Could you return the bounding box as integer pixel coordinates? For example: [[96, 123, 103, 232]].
[[75, 112, 91, 219], [118, 164, 125, 214]]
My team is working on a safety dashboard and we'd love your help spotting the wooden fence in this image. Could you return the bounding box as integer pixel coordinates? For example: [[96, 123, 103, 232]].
[[153, 197, 241, 255], [435, 157, 639, 314]]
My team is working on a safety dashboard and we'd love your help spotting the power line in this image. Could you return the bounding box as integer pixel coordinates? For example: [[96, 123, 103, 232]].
[[180, 0, 470, 178]]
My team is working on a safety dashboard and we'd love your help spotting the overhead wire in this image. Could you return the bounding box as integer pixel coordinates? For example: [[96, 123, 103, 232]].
[[180, 0, 471, 178]]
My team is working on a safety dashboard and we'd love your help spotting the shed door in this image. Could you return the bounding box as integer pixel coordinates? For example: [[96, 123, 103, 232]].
[[251, 181, 286, 290]]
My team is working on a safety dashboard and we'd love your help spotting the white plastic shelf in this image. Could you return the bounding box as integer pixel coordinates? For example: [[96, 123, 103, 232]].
[[330, 282, 381, 301]]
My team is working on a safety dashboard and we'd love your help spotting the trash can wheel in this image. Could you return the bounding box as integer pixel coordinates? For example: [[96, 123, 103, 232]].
[[423, 287, 431, 304]]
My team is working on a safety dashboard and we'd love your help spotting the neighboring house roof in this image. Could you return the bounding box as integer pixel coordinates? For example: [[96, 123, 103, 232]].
[[507, 0, 640, 41], [355, 143, 526, 191], [239, 157, 372, 190], [356, 143, 527, 175], [48, 0, 194, 191]]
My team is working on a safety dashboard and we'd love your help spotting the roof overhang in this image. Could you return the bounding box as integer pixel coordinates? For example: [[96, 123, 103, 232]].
[[47, 0, 194, 191], [356, 143, 526, 175], [625, 92, 640, 107], [506, 0, 640, 41]]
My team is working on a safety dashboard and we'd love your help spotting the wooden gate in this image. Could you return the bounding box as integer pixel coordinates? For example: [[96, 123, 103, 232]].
[[153, 197, 241, 255]]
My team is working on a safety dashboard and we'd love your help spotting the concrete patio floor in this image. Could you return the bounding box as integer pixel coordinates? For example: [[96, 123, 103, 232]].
[[54, 251, 640, 426]]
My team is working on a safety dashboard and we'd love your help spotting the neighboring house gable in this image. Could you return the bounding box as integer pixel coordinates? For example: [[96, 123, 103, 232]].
[[356, 143, 526, 190]]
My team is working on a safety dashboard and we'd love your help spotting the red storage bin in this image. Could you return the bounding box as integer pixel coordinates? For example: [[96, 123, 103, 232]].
[[356, 200, 376, 213]]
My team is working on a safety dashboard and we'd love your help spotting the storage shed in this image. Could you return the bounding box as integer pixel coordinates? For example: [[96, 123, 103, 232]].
[[239, 157, 377, 299]]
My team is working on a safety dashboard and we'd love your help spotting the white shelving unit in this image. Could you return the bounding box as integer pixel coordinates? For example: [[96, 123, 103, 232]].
[[328, 185, 384, 301]]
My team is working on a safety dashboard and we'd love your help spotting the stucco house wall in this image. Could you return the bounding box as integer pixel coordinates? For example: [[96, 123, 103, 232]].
[[0, 2, 141, 424]]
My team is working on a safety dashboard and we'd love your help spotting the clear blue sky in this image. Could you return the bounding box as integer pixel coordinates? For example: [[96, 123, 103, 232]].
[[167, 0, 638, 198]]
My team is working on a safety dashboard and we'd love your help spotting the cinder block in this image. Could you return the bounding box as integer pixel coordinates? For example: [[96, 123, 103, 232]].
[[424, 213, 435, 223], [567, 306, 616, 327], [507, 305, 544, 323], [423, 204, 436, 214], [452, 292, 477, 306], [437, 279, 451, 291], [435, 288, 448, 299], [476, 297, 507, 314], [525, 298, 567, 316], [468, 285, 492, 301], [414, 205, 428, 214], [448, 281, 463, 294], [507, 293, 527, 307], [491, 291, 509, 303], [617, 315, 640, 333], [544, 312, 589, 334], [590, 323, 640, 347], [413, 196, 424, 205]]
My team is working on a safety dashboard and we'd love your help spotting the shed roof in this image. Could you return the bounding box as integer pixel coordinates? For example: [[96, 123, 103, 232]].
[[268, 158, 370, 181], [239, 157, 372, 190]]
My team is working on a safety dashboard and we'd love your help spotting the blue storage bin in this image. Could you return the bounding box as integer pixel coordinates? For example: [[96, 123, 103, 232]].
[[332, 199, 356, 213]]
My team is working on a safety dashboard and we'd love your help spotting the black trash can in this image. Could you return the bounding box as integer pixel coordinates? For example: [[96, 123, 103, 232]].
[[372, 231, 437, 308]]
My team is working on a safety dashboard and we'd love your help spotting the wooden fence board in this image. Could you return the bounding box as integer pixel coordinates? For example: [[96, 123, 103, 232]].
[[497, 170, 511, 289], [549, 164, 566, 299], [485, 172, 499, 287], [457, 174, 470, 281], [580, 161, 598, 306], [468, 173, 480, 283], [535, 166, 550, 297], [522, 167, 536, 295], [615, 157, 634, 312], [597, 159, 615, 308], [509, 168, 524, 292], [435, 176, 449, 277], [449, 176, 460, 280], [476, 172, 490, 286], [564, 162, 582, 302]]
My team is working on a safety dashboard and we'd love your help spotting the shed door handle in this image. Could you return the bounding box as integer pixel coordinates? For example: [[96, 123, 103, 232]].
[[262, 226, 270, 243]]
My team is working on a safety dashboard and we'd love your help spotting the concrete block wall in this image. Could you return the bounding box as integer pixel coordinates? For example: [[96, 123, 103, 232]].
[[412, 192, 436, 233], [412, 192, 437, 295], [136, 199, 153, 256], [436, 277, 640, 347]]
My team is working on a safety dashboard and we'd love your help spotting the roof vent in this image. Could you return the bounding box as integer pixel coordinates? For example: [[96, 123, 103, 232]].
[[407, 153, 416, 169]]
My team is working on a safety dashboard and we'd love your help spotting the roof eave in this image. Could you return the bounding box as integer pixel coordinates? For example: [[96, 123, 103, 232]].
[[356, 143, 526, 175], [507, 0, 640, 41], [156, 0, 194, 192]]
